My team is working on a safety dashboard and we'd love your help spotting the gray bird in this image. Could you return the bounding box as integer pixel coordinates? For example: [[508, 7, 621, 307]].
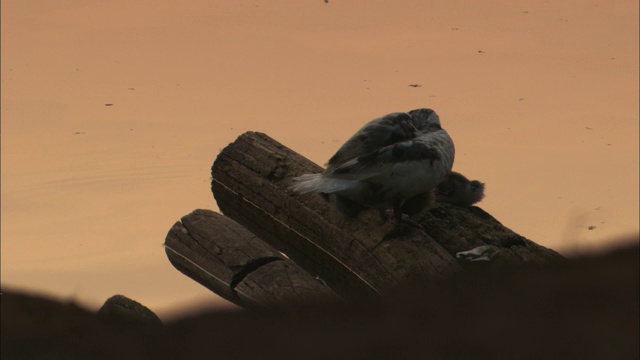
[[291, 108, 455, 221]]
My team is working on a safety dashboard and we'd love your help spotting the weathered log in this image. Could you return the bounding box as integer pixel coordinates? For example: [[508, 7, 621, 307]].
[[211, 132, 563, 299], [415, 204, 564, 267], [164, 209, 339, 308]]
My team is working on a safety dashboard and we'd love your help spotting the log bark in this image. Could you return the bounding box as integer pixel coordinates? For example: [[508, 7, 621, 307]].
[[211, 132, 564, 299], [164, 209, 339, 308]]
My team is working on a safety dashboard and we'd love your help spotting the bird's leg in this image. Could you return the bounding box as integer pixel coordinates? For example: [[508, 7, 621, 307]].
[[401, 190, 435, 216], [393, 204, 404, 222], [393, 203, 424, 229], [378, 209, 392, 223], [381, 203, 425, 241]]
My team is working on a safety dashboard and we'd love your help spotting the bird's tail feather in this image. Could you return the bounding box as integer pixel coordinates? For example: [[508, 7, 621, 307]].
[[290, 173, 356, 195]]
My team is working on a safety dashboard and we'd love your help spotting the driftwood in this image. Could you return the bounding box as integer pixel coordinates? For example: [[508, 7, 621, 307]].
[[175, 131, 564, 303], [164, 209, 338, 308]]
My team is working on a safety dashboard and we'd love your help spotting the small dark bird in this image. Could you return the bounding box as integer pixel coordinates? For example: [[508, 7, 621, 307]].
[[291, 108, 455, 221], [435, 171, 485, 206]]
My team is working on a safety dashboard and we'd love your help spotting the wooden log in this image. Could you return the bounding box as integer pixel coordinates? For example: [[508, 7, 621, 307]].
[[415, 204, 565, 267], [164, 209, 339, 308], [211, 132, 563, 299]]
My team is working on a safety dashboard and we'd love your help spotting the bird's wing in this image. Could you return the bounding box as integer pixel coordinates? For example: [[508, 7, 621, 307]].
[[326, 112, 418, 170], [326, 134, 445, 181]]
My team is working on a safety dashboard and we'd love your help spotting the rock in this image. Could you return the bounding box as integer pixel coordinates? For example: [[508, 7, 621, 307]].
[[97, 294, 163, 330]]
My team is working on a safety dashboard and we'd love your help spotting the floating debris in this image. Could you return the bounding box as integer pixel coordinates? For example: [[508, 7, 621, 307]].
[[408, 84, 422, 88], [456, 245, 495, 262]]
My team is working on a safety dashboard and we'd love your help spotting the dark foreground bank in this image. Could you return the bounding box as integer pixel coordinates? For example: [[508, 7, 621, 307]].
[[2, 243, 638, 360]]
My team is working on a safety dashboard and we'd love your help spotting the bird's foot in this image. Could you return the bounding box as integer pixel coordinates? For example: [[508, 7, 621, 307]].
[[398, 216, 424, 230], [382, 216, 424, 241], [377, 209, 393, 224]]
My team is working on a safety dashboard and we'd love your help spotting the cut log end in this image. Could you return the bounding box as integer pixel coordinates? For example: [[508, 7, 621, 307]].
[[164, 209, 340, 308]]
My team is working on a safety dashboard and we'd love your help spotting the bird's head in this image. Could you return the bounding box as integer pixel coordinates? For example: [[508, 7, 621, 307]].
[[408, 108, 441, 132]]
